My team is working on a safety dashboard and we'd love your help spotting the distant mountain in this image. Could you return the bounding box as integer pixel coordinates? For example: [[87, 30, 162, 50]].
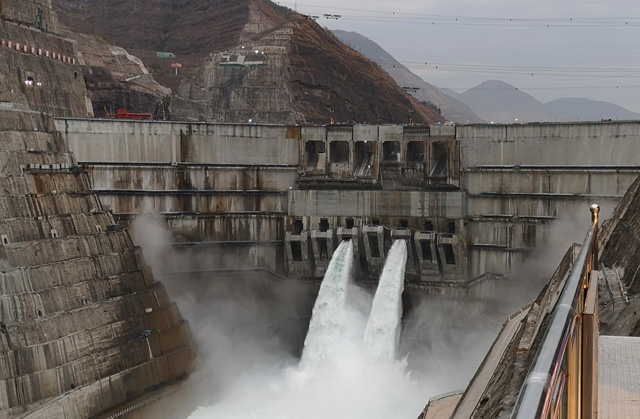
[[333, 30, 482, 123], [545, 98, 640, 121], [443, 80, 640, 124], [451, 80, 563, 123]]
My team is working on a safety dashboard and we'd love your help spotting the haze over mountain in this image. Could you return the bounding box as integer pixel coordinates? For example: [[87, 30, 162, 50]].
[[441, 80, 561, 123], [443, 80, 640, 123], [545, 98, 640, 121], [333, 30, 482, 123]]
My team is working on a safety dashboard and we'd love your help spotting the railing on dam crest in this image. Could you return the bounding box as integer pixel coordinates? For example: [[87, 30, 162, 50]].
[[511, 204, 600, 419]]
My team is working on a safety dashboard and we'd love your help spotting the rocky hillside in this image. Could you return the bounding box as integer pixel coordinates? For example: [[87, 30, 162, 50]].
[[67, 31, 172, 117], [54, 0, 289, 55], [172, 17, 443, 124], [53, 0, 442, 124]]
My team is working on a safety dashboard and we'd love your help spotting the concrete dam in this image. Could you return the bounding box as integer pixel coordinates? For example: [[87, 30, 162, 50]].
[[56, 118, 640, 288]]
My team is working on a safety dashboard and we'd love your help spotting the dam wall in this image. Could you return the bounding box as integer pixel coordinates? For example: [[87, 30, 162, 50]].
[[55, 119, 640, 281], [0, 111, 193, 418]]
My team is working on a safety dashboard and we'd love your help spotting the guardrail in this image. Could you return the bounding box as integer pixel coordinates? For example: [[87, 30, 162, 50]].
[[510, 204, 600, 419]]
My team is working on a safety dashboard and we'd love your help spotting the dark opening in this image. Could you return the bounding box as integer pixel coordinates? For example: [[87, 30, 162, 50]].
[[430, 142, 448, 177], [369, 235, 381, 258], [291, 242, 303, 261], [2, 237, 7, 245], [330, 141, 350, 163], [73, 71, 78, 80], [305, 141, 326, 171], [447, 221, 456, 234], [319, 219, 329, 232], [346, 218, 355, 229], [420, 240, 433, 261], [372, 219, 380, 226], [382, 141, 401, 162], [293, 219, 304, 235], [443, 243, 456, 265], [354, 141, 375, 177], [70, 384, 75, 390], [319, 238, 328, 260], [37, 310, 43, 317], [424, 221, 434, 231], [407, 141, 425, 163], [400, 219, 408, 228]]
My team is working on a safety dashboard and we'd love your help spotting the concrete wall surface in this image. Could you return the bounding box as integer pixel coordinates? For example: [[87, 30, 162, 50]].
[[57, 119, 301, 165], [288, 190, 465, 218], [54, 118, 640, 280], [459, 123, 640, 167]]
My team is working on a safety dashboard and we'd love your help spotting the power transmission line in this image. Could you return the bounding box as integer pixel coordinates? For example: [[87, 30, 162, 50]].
[[278, 2, 640, 27]]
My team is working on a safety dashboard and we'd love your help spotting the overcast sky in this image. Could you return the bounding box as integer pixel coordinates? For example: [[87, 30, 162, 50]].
[[278, 0, 640, 112]]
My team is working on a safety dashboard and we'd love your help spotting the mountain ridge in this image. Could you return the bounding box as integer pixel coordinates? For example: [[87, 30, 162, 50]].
[[333, 30, 482, 123], [444, 80, 640, 123]]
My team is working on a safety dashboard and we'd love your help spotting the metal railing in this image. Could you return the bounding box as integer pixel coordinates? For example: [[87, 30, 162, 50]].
[[510, 204, 600, 419]]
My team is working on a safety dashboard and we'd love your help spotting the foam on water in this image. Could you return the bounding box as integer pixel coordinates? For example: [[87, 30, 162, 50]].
[[364, 240, 407, 360], [185, 239, 432, 419]]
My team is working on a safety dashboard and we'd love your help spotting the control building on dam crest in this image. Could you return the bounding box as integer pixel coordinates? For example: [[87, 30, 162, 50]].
[[55, 119, 640, 285]]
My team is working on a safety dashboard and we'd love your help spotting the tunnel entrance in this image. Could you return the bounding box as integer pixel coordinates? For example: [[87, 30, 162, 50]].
[[382, 141, 401, 163]]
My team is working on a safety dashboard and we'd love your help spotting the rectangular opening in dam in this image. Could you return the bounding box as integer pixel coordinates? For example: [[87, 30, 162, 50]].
[[420, 240, 433, 261], [330, 141, 349, 163], [354, 141, 375, 176], [305, 141, 326, 172], [291, 242, 303, 261], [382, 141, 401, 163], [407, 141, 425, 164], [424, 221, 434, 231], [293, 219, 303, 235], [444, 243, 456, 265], [346, 218, 355, 229], [369, 234, 381, 258], [430, 142, 447, 177], [447, 221, 456, 234]]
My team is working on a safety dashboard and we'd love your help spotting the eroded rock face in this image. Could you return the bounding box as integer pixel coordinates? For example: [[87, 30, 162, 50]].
[[172, 18, 443, 125], [0, 20, 91, 117], [53, 0, 287, 55], [1, 0, 59, 33], [69, 31, 172, 117]]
